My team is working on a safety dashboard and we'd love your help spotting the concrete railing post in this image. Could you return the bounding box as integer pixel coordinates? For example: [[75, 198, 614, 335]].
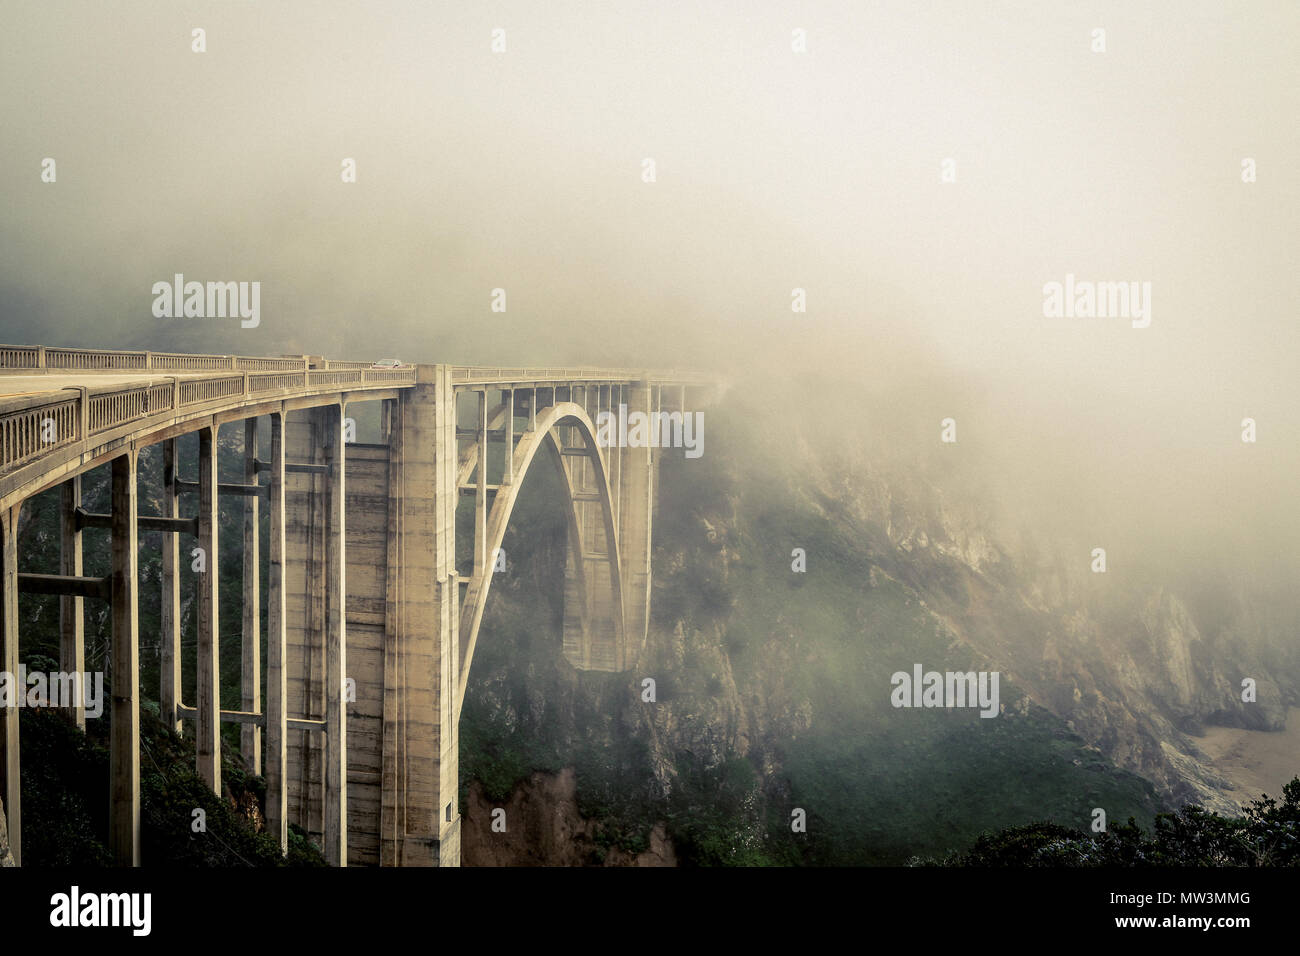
[[61, 385, 89, 441]]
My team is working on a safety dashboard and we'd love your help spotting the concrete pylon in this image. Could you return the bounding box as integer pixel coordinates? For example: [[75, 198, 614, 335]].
[[284, 404, 349, 865], [265, 412, 289, 854], [241, 418, 262, 775], [616, 383, 657, 658], [378, 365, 460, 866]]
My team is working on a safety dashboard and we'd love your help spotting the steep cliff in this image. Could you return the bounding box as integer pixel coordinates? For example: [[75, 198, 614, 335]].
[[457, 381, 1300, 863]]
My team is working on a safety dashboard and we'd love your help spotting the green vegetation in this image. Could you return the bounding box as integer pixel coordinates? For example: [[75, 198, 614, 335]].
[[921, 778, 1300, 866], [460, 398, 1172, 866], [18, 706, 324, 866], [13, 431, 323, 866]]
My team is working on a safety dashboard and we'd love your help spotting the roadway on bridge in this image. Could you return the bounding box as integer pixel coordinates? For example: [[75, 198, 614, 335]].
[[0, 372, 211, 402]]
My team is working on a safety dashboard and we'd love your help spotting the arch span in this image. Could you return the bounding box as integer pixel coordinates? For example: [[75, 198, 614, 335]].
[[0, 349, 707, 867], [456, 400, 624, 716]]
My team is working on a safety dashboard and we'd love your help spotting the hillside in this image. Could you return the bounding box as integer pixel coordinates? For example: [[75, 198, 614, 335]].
[[459, 379, 1298, 865]]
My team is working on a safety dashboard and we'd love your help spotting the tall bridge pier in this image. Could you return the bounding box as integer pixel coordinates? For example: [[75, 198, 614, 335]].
[[0, 347, 704, 867]]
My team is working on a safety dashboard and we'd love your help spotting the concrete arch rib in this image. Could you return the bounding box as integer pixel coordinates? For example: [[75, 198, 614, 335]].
[[540, 427, 594, 663], [456, 401, 624, 717]]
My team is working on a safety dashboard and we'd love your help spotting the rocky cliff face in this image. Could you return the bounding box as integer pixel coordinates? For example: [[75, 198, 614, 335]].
[[460, 387, 1298, 863], [791, 435, 1297, 817], [461, 769, 676, 866]]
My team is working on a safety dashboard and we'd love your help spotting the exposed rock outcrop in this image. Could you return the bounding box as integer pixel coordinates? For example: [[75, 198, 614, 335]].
[[461, 769, 676, 867], [0, 797, 14, 867]]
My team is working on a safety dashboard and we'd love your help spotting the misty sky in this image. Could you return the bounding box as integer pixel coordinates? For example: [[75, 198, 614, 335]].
[[2, 1, 1297, 570]]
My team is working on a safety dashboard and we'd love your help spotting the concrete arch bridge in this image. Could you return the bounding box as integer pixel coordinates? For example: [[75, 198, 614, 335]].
[[0, 345, 709, 866]]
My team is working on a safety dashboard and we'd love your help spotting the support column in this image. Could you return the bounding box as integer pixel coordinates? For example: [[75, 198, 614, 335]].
[[284, 409, 326, 842], [0, 506, 20, 865], [241, 418, 261, 774], [60, 476, 85, 729], [110, 452, 141, 866], [473, 390, 487, 576], [265, 411, 288, 854], [196, 426, 221, 792], [160, 440, 181, 732], [503, 389, 513, 484], [617, 383, 657, 658], [323, 404, 347, 866], [613, 385, 623, 529], [652, 386, 663, 523], [380, 366, 460, 866]]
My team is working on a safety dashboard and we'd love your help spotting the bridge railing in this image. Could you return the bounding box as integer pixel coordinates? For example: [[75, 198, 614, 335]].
[[0, 345, 343, 374], [450, 366, 710, 388], [0, 394, 81, 472], [0, 346, 42, 369], [451, 366, 644, 384], [359, 368, 419, 383], [0, 360, 419, 476], [2, 348, 701, 387], [0, 346, 711, 475]]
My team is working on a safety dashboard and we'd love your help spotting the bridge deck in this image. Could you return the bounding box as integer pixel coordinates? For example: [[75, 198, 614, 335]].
[[0, 346, 710, 515], [0, 371, 214, 400], [0, 345, 713, 867]]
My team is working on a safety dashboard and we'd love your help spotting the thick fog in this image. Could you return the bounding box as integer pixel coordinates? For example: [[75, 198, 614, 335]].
[[2, 1, 1297, 585]]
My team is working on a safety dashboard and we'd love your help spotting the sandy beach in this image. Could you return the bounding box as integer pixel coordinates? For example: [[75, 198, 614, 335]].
[[1196, 707, 1300, 807]]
